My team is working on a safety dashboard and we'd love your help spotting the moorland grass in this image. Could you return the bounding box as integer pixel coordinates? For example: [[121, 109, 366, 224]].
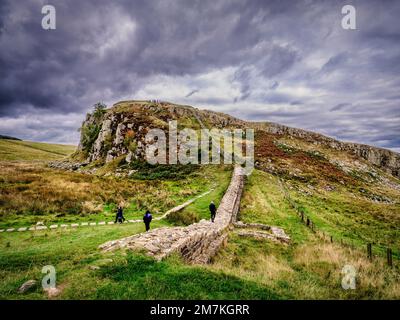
[[212, 169, 400, 299]]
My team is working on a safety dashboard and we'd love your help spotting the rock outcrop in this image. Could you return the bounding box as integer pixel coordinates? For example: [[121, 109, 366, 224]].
[[18, 280, 37, 293], [77, 101, 246, 164], [76, 100, 400, 178], [253, 122, 400, 178], [99, 166, 245, 263]]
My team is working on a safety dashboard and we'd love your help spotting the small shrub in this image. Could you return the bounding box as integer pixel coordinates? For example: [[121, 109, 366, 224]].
[[82, 201, 103, 214], [93, 102, 107, 120], [129, 161, 200, 180], [166, 209, 199, 226], [81, 123, 101, 152]]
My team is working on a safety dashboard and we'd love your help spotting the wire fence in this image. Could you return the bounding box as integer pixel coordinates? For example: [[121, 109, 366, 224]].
[[278, 179, 398, 268]]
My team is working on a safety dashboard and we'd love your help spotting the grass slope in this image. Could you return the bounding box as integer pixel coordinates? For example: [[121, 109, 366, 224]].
[[0, 163, 230, 228], [0, 222, 278, 299], [0, 139, 75, 161], [0, 165, 274, 300], [0, 131, 399, 299], [207, 169, 399, 299]]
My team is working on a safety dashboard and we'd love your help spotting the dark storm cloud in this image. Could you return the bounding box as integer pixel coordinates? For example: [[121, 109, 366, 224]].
[[185, 90, 199, 98], [0, 0, 287, 116], [330, 103, 351, 112], [0, 0, 399, 152]]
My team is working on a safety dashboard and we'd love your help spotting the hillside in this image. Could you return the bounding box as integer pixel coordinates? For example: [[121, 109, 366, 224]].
[[0, 100, 399, 300], [65, 100, 400, 255], [73, 100, 399, 178], [0, 135, 21, 141], [0, 139, 75, 161]]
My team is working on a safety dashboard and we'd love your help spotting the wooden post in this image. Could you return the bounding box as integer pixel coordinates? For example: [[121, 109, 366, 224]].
[[367, 243, 372, 261], [387, 248, 393, 267]]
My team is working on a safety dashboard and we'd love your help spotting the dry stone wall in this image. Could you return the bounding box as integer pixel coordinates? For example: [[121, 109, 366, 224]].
[[99, 166, 245, 263]]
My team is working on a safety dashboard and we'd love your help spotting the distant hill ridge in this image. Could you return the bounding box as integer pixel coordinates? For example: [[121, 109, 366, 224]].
[[0, 134, 21, 141], [75, 100, 400, 178]]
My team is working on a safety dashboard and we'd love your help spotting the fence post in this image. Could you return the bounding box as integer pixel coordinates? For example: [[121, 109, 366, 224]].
[[367, 243, 372, 261], [387, 248, 393, 267]]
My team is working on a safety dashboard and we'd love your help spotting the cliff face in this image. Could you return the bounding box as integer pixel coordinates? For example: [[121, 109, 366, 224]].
[[77, 100, 400, 178], [77, 100, 245, 164]]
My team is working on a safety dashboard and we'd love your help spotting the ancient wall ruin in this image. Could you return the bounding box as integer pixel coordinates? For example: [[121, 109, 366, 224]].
[[99, 166, 245, 263]]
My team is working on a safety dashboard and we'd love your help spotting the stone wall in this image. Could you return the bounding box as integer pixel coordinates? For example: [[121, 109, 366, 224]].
[[99, 166, 245, 263]]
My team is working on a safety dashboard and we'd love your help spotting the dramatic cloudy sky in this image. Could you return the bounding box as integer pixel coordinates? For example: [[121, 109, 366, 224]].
[[0, 0, 399, 151]]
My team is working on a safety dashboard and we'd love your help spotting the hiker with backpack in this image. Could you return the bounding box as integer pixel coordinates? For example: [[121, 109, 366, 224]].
[[209, 201, 217, 222], [115, 206, 125, 224], [143, 210, 152, 231]]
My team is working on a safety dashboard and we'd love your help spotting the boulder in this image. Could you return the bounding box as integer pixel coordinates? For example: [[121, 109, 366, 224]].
[[18, 280, 37, 293]]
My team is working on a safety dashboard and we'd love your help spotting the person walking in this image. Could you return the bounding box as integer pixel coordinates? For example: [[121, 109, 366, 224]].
[[143, 210, 152, 231], [209, 201, 216, 223], [115, 206, 125, 224]]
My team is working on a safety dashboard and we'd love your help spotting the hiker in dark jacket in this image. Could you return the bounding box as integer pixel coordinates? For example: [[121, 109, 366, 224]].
[[143, 210, 152, 231], [115, 206, 125, 224], [209, 201, 217, 222]]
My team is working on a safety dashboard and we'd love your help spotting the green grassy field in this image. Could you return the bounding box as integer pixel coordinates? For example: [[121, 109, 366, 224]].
[[0, 138, 399, 299], [1, 169, 398, 299], [215, 169, 400, 299], [0, 140, 244, 299], [0, 222, 279, 299]]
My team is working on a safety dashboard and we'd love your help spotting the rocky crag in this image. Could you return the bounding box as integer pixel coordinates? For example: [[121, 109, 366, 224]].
[[253, 122, 400, 178], [73, 100, 400, 179], [76, 100, 245, 165]]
